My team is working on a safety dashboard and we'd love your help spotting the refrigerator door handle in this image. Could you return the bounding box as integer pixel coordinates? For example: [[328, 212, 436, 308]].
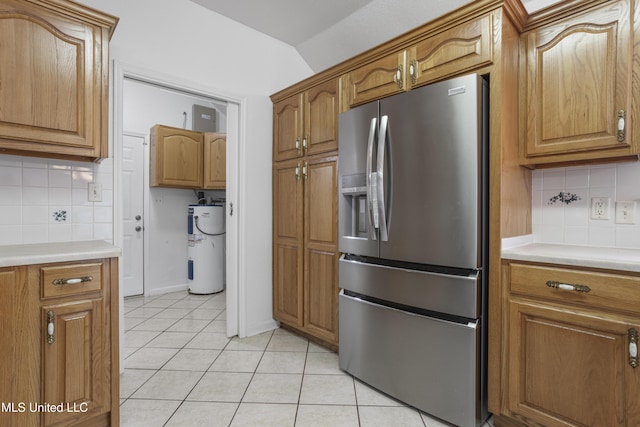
[[366, 117, 379, 239], [377, 115, 390, 241]]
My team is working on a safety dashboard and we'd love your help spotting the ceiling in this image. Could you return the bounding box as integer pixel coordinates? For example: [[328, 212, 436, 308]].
[[190, 0, 561, 72]]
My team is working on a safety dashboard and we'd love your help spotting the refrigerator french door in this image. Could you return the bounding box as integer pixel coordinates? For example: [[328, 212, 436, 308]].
[[338, 74, 489, 427]]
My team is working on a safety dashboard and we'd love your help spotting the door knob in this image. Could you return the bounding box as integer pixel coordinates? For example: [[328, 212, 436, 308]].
[[135, 226, 142, 232], [135, 215, 142, 221]]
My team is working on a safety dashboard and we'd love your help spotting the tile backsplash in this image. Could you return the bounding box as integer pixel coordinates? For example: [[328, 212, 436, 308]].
[[532, 162, 640, 249], [0, 155, 113, 245]]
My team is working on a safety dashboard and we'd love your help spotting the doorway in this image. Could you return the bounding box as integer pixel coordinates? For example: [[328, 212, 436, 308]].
[[112, 62, 241, 343]]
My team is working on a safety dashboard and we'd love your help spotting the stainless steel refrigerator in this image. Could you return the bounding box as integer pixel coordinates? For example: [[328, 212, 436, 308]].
[[338, 73, 489, 427]]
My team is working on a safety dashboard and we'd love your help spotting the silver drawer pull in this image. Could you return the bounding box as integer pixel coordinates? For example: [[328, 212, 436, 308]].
[[52, 276, 93, 286], [546, 280, 591, 293]]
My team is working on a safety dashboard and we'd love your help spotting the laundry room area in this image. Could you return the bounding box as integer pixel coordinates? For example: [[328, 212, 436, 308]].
[[121, 77, 229, 298]]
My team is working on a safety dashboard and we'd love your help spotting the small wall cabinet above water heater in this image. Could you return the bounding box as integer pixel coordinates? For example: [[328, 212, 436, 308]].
[[150, 124, 226, 189]]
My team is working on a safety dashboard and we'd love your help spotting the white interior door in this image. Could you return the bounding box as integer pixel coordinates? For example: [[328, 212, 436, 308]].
[[122, 133, 145, 297]]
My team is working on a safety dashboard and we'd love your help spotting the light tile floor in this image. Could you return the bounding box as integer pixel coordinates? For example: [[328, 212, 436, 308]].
[[122, 290, 494, 427]]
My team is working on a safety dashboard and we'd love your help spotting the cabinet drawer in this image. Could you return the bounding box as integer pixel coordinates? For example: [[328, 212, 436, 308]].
[[41, 263, 103, 299], [510, 263, 640, 314]]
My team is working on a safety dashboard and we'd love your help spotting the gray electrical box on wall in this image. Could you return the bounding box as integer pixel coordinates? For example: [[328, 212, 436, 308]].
[[192, 105, 217, 132]]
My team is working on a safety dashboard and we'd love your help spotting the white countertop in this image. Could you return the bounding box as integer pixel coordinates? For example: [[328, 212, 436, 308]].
[[502, 243, 640, 273], [0, 240, 121, 267]]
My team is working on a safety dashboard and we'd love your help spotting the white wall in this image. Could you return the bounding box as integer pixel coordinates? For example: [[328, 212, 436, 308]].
[[0, 0, 312, 338], [83, 0, 312, 95], [81, 0, 313, 337], [532, 162, 640, 248]]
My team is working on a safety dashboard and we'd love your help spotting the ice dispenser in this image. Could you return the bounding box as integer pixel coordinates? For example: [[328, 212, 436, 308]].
[[340, 174, 370, 239]]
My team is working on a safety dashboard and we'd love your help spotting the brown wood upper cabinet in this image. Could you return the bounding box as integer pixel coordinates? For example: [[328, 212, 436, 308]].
[[150, 125, 226, 189], [520, 0, 638, 166], [0, 0, 117, 162], [273, 79, 339, 162], [151, 125, 204, 188], [342, 50, 409, 108], [409, 13, 494, 89], [203, 132, 227, 189], [342, 13, 495, 109]]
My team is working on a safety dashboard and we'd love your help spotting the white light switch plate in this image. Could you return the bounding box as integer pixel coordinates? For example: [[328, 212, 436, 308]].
[[615, 201, 636, 224], [88, 183, 102, 202]]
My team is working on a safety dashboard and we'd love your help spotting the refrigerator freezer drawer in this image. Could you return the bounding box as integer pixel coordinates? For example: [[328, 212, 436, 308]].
[[339, 255, 480, 319], [339, 291, 485, 427]]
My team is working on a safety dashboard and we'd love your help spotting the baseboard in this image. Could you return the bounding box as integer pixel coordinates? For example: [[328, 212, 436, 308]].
[[242, 319, 278, 338], [147, 283, 189, 297]]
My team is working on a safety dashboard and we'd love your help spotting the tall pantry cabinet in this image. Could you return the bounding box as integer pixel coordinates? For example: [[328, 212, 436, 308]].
[[272, 79, 340, 347]]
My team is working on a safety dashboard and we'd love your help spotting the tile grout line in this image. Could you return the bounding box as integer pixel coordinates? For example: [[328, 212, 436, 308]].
[[224, 328, 274, 426]]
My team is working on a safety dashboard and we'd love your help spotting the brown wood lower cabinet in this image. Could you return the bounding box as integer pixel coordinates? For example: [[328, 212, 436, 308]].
[[273, 154, 339, 347], [0, 258, 118, 427], [497, 261, 640, 427]]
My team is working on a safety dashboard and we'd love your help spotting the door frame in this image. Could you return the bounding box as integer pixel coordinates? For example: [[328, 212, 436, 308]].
[[111, 61, 243, 351]]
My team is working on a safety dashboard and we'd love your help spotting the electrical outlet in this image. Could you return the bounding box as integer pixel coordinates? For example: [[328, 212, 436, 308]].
[[590, 197, 610, 220], [88, 183, 102, 202], [615, 201, 636, 224]]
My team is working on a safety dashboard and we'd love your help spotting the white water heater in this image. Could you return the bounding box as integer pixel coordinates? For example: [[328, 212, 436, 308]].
[[187, 204, 225, 294]]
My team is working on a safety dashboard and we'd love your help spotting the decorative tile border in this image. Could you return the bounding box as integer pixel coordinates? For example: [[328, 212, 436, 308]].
[[547, 191, 581, 205]]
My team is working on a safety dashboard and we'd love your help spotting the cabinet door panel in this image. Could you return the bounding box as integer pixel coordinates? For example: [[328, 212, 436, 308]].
[[304, 249, 338, 343], [274, 245, 302, 325], [203, 133, 226, 189], [274, 94, 303, 162], [0, 1, 115, 161], [508, 300, 640, 427], [42, 299, 108, 426], [305, 158, 338, 245], [304, 157, 338, 344], [150, 125, 203, 188], [344, 51, 406, 108], [521, 0, 633, 163], [273, 161, 304, 326], [0, 267, 40, 426], [410, 13, 493, 88], [305, 80, 339, 156]]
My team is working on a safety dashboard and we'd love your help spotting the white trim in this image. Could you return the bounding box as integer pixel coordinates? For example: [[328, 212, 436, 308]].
[[111, 61, 244, 346], [226, 102, 243, 337], [148, 283, 190, 296]]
